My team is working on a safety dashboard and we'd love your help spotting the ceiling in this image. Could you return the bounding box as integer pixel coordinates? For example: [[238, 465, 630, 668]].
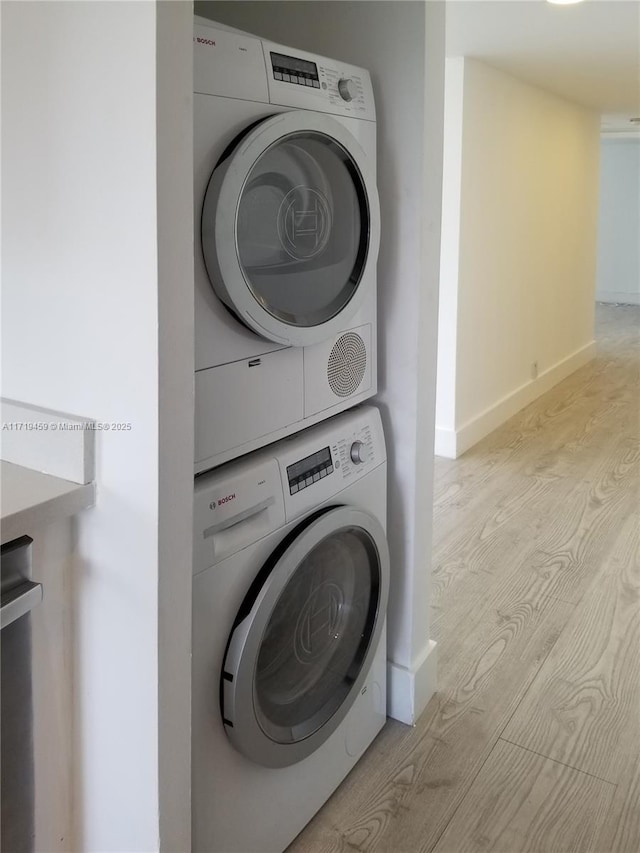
[[446, 0, 640, 133]]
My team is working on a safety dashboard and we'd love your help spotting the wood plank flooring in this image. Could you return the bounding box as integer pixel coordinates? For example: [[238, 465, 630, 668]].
[[289, 303, 640, 853], [431, 740, 616, 853]]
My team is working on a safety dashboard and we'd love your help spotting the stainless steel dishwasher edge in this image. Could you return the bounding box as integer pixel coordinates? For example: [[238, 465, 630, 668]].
[[1, 535, 43, 853]]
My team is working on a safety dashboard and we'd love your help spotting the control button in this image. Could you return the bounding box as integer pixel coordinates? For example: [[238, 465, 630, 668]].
[[312, 80, 320, 88], [320, 469, 327, 479], [321, 82, 327, 90], [290, 75, 299, 84], [334, 460, 340, 469], [350, 440, 369, 465], [313, 472, 320, 482], [305, 476, 313, 486], [305, 78, 313, 87], [282, 74, 290, 82], [274, 72, 283, 81], [297, 479, 306, 491], [338, 78, 357, 102], [291, 483, 299, 494]]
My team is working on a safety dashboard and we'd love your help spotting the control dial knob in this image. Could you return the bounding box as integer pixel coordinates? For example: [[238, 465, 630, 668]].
[[350, 440, 369, 465], [338, 78, 357, 102]]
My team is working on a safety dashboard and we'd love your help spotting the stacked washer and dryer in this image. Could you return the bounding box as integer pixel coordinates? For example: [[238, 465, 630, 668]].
[[192, 17, 389, 853]]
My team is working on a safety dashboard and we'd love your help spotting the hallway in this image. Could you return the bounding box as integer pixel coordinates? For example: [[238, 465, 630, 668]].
[[290, 303, 640, 852]]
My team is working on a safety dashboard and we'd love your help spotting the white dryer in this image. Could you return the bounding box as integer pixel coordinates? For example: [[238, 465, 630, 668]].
[[192, 405, 389, 853], [194, 18, 380, 474]]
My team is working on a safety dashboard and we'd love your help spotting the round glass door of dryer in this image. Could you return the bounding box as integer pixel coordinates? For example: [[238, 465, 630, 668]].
[[201, 111, 380, 347], [220, 506, 389, 768], [236, 133, 366, 327]]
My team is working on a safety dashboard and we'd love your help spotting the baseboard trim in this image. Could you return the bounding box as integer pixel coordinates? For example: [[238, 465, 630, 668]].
[[434, 342, 596, 460], [387, 640, 438, 726], [596, 293, 640, 306], [434, 427, 457, 459]]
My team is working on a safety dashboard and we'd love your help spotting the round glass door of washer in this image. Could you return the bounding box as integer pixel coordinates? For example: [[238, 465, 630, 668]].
[[221, 506, 389, 768]]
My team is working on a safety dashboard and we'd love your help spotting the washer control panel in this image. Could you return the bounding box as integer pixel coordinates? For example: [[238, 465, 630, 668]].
[[274, 406, 385, 521], [286, 445, 333, 495], [350, 440, 369, 465], [333, 421, 375, 481], [284, 420, 376, 498]]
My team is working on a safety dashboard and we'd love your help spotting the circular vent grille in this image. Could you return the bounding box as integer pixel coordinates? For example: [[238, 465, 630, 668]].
[[327, 332, 367, 398]]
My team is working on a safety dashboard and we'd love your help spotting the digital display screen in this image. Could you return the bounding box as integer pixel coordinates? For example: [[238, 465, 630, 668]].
[[286, 446, 334, 494], [287, 447, 331, 483], [271, 52, 319, 79]]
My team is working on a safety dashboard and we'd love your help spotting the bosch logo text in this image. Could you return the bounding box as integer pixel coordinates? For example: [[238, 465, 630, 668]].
[[218, 494, 236, 506], [195, 37, 216, 46]]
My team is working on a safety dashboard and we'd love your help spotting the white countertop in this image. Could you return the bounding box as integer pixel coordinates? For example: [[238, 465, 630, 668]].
[[1, 461, 95, 545]]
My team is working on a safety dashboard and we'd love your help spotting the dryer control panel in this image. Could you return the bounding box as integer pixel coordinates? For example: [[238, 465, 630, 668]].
[[264, 39, 375, 121], [193, 19, 375, 120], [270, 52, 321, 89]]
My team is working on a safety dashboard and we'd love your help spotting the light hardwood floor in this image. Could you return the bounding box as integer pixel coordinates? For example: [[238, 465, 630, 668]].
[[289, 303, 640, 853]]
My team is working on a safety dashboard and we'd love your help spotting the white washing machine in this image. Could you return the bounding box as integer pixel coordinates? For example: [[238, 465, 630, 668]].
[[193, 405, 389, 853], [194, 17, 380, 474]]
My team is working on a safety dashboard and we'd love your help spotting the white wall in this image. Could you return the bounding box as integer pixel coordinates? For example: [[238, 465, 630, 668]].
[[596, 138, 640, 304], [1, 2, 193, 850], [156, 3, 194, 851], [197, 0, 445, 723], [436, 58, 600, 458], [435, 58, 465, 456]]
